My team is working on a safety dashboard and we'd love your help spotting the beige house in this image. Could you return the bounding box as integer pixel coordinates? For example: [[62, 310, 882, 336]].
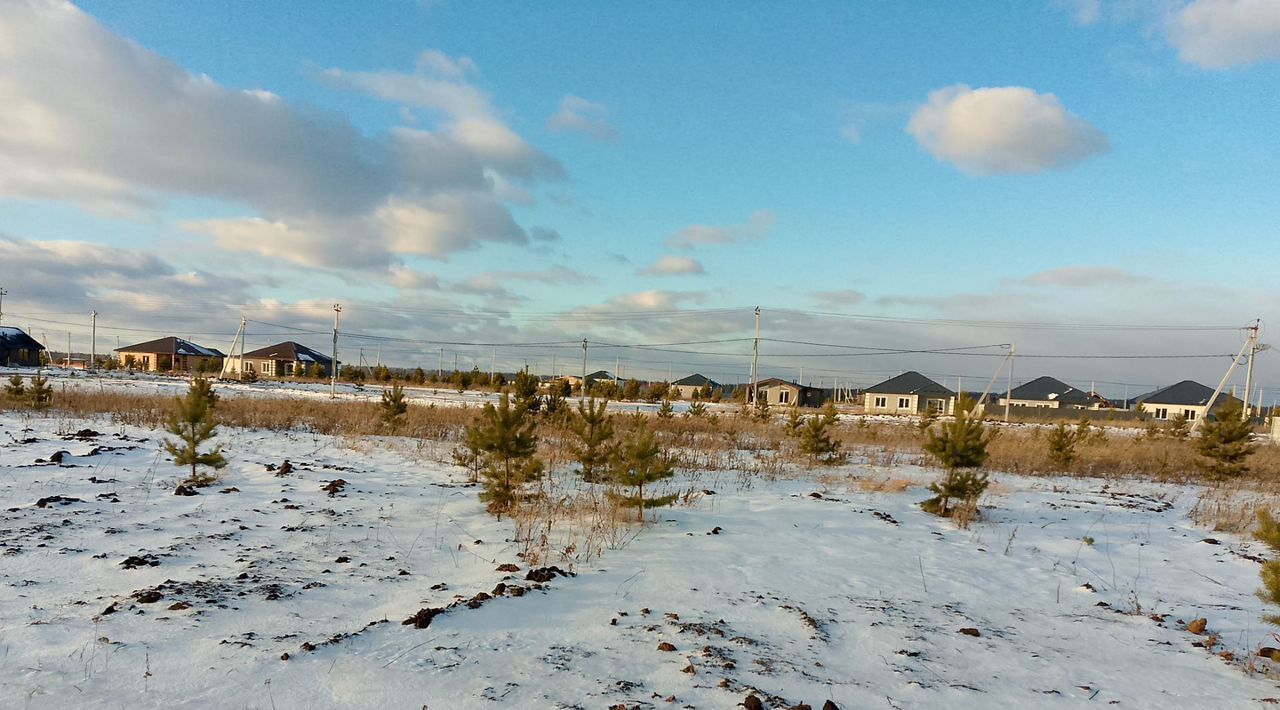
[[115, 336, 224, 373], [862, 371, 954, 415], [672, 373, 720, 399], [225, 341, 332, 378], [1137, 380, 1239, 422], [751, 378, 826, 408]]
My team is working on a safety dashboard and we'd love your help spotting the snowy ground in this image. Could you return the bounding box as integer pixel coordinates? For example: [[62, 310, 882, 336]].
[[3, 406, 1280, 709]]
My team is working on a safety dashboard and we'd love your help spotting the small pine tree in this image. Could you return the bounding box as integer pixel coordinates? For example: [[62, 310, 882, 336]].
[[699, 382, 713, 400], [380, 383, 408, 431], [656, 399, 674, 419], [163, 378, 227, 487], [687, 401, 708, 418], [752, 393, 770, 421], [471, 394, 543, 517], [1167, 413, 1190, 439], [569, 397, 616, 482], [28, 371, 53, 409], [411, 367, 427, 385], [544, 383, 566, 417], [1046, 420, 1080, 469], [623, 378, 642, 401], [1196, 400, 1256, 479], [451, 424, 487, 483], [784, 408, 804, 435], [798, 402, 843, 465], [1254, 510, 1280, 625], [922, 400, 993, 516], [917, 406, 939, 433], [512, 369, 541, 414], [611, 419, 677, 519], [5, 374, 25, 400]]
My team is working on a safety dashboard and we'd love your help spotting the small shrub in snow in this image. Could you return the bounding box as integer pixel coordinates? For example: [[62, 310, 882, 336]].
[[512, 369, 541, 414], [164, 378, 227, 487], [1195, 400, 1256, 479], [379, 383, 408, 431], [687, 401, 708, 418], [799, 403, 844, 466], [470, 394, 543, 518], [922, 400, 992, 517], [610, 418, 677, 518], [656, 399, 674, 419], [1255, 510, 1280, 625], [28, 371, 53, 409], [4, 374, 25, 400], [568, 398, 615, 483], [1046, 420, 1082, 469]]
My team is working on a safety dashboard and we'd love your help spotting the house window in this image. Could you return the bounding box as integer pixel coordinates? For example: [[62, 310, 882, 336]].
[[1153, 407, 1168, 420], [874, 396, 887, 408], [779, 389, 791, 404], [898, 397, 911, 409], [1184, 409, 1197, 420]]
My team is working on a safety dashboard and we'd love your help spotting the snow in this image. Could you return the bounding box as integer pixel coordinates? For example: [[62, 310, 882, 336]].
[[3, 391, 1280, 708]]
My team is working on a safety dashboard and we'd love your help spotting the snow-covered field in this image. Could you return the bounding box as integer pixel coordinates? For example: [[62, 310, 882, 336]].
[[3, 403, 1280, 709]]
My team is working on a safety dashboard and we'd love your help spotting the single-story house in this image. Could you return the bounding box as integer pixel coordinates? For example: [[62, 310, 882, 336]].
[[226, 341, 333, 378], [863, 371, 955, 415], [1136, 380, 1240, 422], [0, 326, 45, 367], [115, 336, 224, 373], [564, 370, 621, 388], [672, 373, 721, 399], [999, 376, 1104, 410], [751, 378, 827, 408]]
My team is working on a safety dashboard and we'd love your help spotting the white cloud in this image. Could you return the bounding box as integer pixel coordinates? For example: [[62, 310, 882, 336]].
[[666, 211, 776, 250], [1058, 0, 1102, 26], [0, 2, 557, 273], [638, 255, 706, 276], [809, 289, 865, 308], [907, 85, 1110, 174], [1012, 265, 1152, 288], [546, 95, 619, 142], [1167, 0, 1280, 69]]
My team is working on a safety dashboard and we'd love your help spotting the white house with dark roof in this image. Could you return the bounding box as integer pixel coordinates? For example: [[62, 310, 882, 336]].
[[1136, 380, 1239, 422], [999, 376, 1104, 410], [862, 371, 954, 415], [226, 341, 333, 378]]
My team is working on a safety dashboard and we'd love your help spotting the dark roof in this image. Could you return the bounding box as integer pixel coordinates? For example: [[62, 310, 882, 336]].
[[116, 336, 223, 358], [585, 370, 621, 382], [241, 341, 332, 364], [0, 326, 44, 351], [1006, 376, 1094, 405], [1139, 380, 1237, 407], [863, 371, 955, 397], [755, 377, 821, 392], [673, 373, 719, 387]]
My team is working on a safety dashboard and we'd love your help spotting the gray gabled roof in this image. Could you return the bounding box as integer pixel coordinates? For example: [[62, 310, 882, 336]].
[[241, 341, 332, 364], [1006, 375, 1094, 405], [1139, 380, 1235, 407], [673, 373, 719, 388], [0, 326, 44, 351], [863, 371, 954, 397], [116, 336, 223, 358]]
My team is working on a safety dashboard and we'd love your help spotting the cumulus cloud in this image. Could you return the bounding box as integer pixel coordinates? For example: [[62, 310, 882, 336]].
[[0, 2, 557, 272], [1166, 0, 1280, 69], [666, 211, 776, 250], [546, 95, 619, 142], [907, 85, 1109, 174], [638, 255, 706, 276]]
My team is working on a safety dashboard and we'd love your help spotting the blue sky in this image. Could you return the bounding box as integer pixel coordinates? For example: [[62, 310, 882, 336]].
[[2, 0, 1279, 394]]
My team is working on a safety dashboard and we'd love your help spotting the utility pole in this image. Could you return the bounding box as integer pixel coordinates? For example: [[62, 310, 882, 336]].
[[1242, 319, 1261, 421], [90, 310, 97, 371], [1004, 343, 1016, 423], [238, 316, 247, 381], [0, 287, 7, 324], [750, 306, 761, 404], [330, 304, 341, 399], [491, 348, 496, 383], [66, 332, 71, 368], [581, 338, 588, 405]]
